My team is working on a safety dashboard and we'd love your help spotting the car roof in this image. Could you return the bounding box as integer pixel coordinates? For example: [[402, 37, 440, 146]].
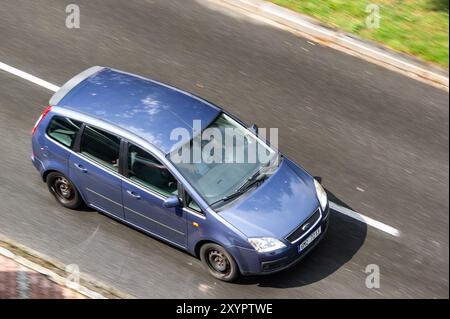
[[54, 67, 221, 154]]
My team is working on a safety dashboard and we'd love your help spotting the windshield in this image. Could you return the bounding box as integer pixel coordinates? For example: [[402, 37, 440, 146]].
[[168, 113, 280, 207]]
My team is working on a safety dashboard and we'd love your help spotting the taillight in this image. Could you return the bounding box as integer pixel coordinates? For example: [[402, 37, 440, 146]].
[[32, 105, 52, 136]]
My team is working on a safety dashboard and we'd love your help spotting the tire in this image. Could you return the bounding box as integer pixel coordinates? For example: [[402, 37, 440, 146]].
[[200, 243, 240, 282], [46, 172, 83, 209]]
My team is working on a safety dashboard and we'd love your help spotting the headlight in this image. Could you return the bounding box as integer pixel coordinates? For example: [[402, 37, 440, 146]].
[[248, 237, 286, 253], [314, 179, 328, 211]]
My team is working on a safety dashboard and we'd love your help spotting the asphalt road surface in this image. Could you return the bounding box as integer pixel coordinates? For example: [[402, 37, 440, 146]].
[[0, 0, 448, 298]]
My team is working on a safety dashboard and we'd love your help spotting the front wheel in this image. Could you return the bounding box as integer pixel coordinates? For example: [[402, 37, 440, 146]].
[[200, 243, 240, 282], [46, 172, 83, 209]]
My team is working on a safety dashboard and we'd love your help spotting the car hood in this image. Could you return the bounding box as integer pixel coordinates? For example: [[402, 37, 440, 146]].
[[219, 158, 319, 239]]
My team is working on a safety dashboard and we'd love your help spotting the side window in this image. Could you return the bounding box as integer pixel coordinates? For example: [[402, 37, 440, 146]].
[[80, 126, 121, 172], [128, 143, 178, 197], [46, 116, 82, 148], [186, 194, 203, 213]]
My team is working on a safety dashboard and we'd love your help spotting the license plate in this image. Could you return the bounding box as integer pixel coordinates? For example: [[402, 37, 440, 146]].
[[298, 226, 321, 253]]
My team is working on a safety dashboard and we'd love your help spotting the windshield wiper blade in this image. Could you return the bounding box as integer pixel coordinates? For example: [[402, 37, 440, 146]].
[[235, 170, 266, 194], [209, 157, 279, 208], [209, 173, 267, 208], [209, 191, 244, 208]]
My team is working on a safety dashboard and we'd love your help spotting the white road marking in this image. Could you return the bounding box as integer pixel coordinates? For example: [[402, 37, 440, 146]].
[[0, 62, 60, 92], [330, 201, 400, 237], [0, 61, 401, 237]]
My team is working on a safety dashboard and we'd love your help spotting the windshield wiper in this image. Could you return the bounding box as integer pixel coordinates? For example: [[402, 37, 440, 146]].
[[209, 154, 281, 208], [236, 167, 267, 193], [209, 169, 268, 208]]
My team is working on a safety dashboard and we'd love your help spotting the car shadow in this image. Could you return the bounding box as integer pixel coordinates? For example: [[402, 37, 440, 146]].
[[235, 186, 367, 288]]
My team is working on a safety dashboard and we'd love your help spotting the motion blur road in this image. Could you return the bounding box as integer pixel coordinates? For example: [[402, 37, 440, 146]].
[[0, 0, 448, 298]]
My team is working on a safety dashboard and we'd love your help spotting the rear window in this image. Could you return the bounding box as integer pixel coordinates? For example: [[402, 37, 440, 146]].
[[46, 116, 82, 148], [80, 125, 121, 172]]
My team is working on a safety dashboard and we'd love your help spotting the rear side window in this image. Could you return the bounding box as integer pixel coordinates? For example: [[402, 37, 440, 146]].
[[80, 126, 121, 172], [46, 116, 82, 148]]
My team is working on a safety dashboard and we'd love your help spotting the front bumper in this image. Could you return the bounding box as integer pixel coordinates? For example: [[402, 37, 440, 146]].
[[231, 205, 330, 276]]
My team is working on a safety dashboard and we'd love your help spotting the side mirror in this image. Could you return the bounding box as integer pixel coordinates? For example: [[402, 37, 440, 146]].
[[249, 124, 259, 135], [163, 196, 181, 208]]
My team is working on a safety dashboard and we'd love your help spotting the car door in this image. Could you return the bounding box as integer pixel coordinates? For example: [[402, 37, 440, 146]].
[[121, 142, 187, 248], [69, 124, 124, 219]]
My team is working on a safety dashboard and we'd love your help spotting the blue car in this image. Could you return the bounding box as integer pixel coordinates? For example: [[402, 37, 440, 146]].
[[31, 66, 329, 281]]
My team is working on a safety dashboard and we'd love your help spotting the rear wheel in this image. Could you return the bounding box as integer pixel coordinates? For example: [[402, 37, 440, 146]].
[[200, 243, 240, 282], [46, 172, 82, 209]]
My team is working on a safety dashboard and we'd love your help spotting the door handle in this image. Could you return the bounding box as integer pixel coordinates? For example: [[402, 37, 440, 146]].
[[126, 190, 141, 199], [74, 163, 88, 173]]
